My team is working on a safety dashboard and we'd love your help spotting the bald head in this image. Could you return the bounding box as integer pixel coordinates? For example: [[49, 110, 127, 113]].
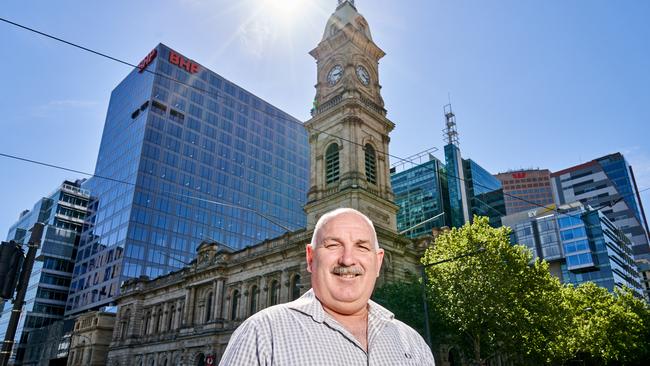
[[310, 208, 379, 250]]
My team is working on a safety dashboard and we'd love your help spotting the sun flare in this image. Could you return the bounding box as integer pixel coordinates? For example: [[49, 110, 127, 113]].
[[261, 0, 305, 21]]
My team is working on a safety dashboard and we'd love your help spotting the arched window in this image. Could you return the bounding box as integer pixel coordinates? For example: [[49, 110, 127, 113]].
[[249, 285, 259, 315], [269, 280, 280, 306], [290, 275, 301, 301], [364, 144, 377, 184], [325, 143, 340, 184], [196, 353, 205, 366], [167, 306, 175, 331], [205, 292, 213, 322], [143, 312, 151, 335], [230, 290, 240, 320]]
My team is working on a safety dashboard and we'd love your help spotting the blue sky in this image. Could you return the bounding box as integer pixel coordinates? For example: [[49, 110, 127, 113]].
[[1, 0, 648, 233]]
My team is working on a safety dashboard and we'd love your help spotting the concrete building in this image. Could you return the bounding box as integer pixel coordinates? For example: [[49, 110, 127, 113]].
[[67, 42, 310, 316], [67, 311, 115, 366], [0, 180, 90, 365], [495, 169, 554, 215]]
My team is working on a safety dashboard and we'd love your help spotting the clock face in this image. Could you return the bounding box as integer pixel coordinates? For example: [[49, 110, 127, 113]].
[[327, 65, 344, 86], [356, 65, 370, 86]]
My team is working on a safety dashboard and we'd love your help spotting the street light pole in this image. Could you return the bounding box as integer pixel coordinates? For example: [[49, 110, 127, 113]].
[[0, 223, 44, 366]]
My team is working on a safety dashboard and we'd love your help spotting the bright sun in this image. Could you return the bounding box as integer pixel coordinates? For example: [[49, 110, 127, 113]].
[[261, 0, 304, 20]]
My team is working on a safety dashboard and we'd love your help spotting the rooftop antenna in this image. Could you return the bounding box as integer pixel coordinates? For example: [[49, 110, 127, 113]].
[[443, 102, 459, 147]]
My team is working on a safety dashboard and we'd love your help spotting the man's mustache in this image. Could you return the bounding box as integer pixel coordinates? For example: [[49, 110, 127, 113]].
[[332, 266, 364, 275]]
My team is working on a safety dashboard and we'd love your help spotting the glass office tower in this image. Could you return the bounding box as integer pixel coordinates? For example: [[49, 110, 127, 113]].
[[444, 144, 470, 228], [0, 180, 89, 364], [503, 203, 643, 297], [391, 156, 446, 238], [391, 150, 505, 238], [66, 44, 309, 315], [463, 159, 506, 227], [551, 153, 649, 259]]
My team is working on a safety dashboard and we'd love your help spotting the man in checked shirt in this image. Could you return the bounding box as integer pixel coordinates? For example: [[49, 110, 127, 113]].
[[220, 207, 435, 365]]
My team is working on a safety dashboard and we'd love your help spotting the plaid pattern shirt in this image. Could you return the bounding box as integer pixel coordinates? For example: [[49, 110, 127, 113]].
[[219, 289, 435, 365]]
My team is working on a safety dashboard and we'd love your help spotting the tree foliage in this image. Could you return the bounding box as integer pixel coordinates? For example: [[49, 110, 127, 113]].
[[410, 216, 650, 365], [561, 283, 650, 365], [422, 216, 570, 364]]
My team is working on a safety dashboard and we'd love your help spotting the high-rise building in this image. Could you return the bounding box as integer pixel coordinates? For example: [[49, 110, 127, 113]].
[[66, 44, 309, 315], [463, 159, 506, 228], [551, 153, 650, 300], [503, 202, 643, 297], [442, 105, 470, 228], [551, 153, 649, 259], [391, 106, 506, 237], [495, 169, 554, 215], [0, 180, 90, 364], [390, 151, 446, 238]]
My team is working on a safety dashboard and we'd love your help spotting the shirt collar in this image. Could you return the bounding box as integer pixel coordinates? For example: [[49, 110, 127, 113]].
[[287, 288, 395, 323]]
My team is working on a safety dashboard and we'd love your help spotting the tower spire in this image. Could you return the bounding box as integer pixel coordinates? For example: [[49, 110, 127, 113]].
[[337, 0, 355, 8]]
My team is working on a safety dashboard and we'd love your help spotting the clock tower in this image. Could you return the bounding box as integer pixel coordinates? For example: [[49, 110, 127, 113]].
[[304, 0, 399, 232]]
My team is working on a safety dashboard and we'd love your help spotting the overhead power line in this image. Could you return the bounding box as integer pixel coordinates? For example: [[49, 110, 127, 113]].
[[1, 17, 646, 228], [0, 152, 296, 233]]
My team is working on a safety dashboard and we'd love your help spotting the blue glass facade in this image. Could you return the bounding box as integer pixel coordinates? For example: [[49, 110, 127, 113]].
[[444, 144, 469, 228], [0, 181, 89, 363], [391, 149, 505, 237], [506, 204, 643, 297], [391, 157, 446, 238], [463, 159, 506, 227], [596, 154, 647, 231], [66, 44, 309, 315]]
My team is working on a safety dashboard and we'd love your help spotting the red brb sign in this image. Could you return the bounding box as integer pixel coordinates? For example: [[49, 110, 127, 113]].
[[169, 51, 200, 74], [137, 49, 157, 73]]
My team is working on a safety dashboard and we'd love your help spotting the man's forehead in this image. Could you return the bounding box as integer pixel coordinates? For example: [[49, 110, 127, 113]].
[[318, 214, 374, 239]]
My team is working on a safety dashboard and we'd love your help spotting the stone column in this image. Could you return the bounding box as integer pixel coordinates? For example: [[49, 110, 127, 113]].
[[183, 286, 196, 326], [280, 270, 290, 303], [173, 300, 180, 330], [259, 277, 269, 309], [148, 309, 156, 335], [214, 279, 224, 320], [160, 303, 169, 332], [239, 286, 248, 320]]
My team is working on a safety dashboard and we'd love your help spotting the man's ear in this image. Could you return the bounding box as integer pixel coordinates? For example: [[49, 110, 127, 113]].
[[306, 244, 314, 273], [375, 248, 385, 277]]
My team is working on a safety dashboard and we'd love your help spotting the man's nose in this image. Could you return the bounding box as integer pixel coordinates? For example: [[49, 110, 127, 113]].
[[338, 245, 357, 266]]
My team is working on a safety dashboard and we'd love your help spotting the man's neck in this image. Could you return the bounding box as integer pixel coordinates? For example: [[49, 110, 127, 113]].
[[322, 303, 370, 351]]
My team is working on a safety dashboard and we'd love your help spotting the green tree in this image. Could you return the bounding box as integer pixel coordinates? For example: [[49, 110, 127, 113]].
[[422, 216, 570, 364], [562, 282, 650, 365]]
